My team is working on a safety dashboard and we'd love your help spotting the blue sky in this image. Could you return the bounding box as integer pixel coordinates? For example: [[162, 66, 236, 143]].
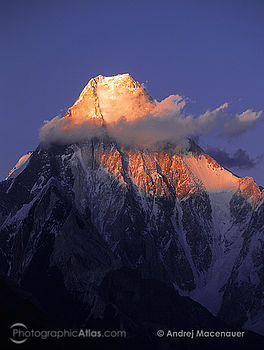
[[1, 0, 264, 184]]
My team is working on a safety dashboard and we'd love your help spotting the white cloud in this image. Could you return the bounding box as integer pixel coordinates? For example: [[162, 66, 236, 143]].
[[39, 92, 262, 150], [222, 109, 262, 137]]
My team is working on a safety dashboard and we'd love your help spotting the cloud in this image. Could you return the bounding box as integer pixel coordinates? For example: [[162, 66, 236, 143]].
[[39, 88, 262, 150], [106, 102, 228, 149], [39, 117, 105, 146], [152, 95, 186, 116], [222, 109, 262, 137], [206, 147, 261, 170], [39, 96, 229, 150]]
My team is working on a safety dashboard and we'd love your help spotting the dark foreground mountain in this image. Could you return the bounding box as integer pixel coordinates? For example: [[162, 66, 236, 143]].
[[1, 270, 264, 350]]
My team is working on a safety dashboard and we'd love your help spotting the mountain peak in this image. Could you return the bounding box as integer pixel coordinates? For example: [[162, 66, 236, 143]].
[[94, 73, 137, 86], [63, 73, 155, 125]]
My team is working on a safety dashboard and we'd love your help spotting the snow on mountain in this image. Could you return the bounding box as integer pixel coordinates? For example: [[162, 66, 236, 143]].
[[183, 154, 239, 192], [6, 152, 32, 180], [1, 74, 264, 337], [64, 73, 155, 125]]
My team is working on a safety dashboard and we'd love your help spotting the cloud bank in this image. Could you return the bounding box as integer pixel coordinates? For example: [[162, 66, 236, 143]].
[[105, 102, 228, 149], [39, 92, 262, 150], [206, 147, 262, 170], [221, 109, 262, 137]]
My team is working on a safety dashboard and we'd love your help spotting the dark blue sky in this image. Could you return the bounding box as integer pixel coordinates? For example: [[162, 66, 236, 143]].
[[1, 0, 264, 183]]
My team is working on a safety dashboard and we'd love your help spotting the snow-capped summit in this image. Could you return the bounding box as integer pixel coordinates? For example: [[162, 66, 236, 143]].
[[64, 73, 155, 125]]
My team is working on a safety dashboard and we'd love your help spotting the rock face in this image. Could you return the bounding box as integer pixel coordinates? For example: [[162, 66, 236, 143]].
[[64, 74, 155, 124], [0, 74, 264, 340]]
